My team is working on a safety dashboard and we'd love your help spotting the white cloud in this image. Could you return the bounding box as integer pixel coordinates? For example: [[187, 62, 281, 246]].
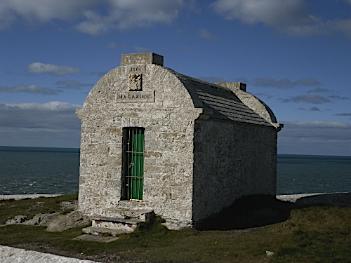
[[0, 3, 14, 29], [212, 0, 351, 36], [281, 94, 349, 104], [278, 120, 351, 155], [213, 0, 302, 24], [28, 62, 79, 75], [0, 84, 60, 95], [0, 0, 97, 28], [0, 101, 80, 147], [56, 80, 91, 90], [109, 0, 184, 28], [329, 19, 351, 36], [0, 0, 185, 35], [282, 95, 331, 104], [6, 101, 79, 111], [76, 11, 110, 35], [212, 0, 316, 34], [254, 78, 321, 89], [286, 121, 351, 129], [76, 0, 185, 35]]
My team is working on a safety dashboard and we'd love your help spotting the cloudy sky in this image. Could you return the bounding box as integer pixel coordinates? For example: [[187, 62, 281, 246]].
[[0, 0, 350, 156]]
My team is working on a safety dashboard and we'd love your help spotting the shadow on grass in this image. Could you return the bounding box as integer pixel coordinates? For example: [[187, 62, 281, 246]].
[[195, 192, 351, 231], [196, 195, 293, 230], [294, 192, 351, 208]]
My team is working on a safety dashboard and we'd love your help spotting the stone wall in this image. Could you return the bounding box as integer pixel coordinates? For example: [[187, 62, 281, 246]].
[[192, 115, 277, 223], [77, 64, 201, 227], [77, 53, 280, 228]]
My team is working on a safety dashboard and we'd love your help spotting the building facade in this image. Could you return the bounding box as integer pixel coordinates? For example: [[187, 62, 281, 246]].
[[77, 52, 282, 229]]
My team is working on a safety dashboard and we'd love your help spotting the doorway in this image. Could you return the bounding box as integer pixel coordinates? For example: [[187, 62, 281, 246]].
[[122, 127, 145, 200]]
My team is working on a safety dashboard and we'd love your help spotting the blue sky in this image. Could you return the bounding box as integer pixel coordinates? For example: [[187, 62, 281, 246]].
[[0, 0, 350, 156]]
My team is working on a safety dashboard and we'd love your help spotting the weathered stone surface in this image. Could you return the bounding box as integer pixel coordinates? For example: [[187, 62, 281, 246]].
[[6, 215, 27, 225], [217, 81, 247, 92], [82, 225, 130, 237], [23, 213, 60, 226], [6, 213, 60, 226], [121, 52, 164, 66], [46, 211, 91, 232], [0, 245, 97, 263], [77, 52, 282, 229], [83, 221, 136, 236], [193, 119, 277, 221], [266, 250, 275, 257]]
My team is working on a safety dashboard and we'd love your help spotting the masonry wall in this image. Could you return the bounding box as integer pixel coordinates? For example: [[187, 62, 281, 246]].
[[78, 64, 201, 227], [192, 116, 277, 223]]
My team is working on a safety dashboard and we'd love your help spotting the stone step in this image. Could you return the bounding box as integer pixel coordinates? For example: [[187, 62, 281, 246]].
[[92, 216, 143, 225], [92, 219, 137, 230], [83, 209, 155, 237], [104, 207, 155, 222], [82, 226, 133, 237], [121, 211, 151, 221], [116, 200, 151, 211]]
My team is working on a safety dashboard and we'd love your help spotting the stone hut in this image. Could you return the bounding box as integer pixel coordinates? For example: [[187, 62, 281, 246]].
[[77, 52, 283, 231]]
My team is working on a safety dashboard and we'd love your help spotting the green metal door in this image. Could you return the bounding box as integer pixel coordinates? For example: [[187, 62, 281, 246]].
[[122, 127, 144, 200], [130, 131, 144, 199]]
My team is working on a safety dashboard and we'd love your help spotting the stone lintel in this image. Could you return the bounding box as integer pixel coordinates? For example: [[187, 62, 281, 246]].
[[121, 52, 164, 66]]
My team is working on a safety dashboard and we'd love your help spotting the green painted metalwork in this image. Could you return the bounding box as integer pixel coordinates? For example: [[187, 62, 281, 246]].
[[122, 127, 144, 200], [130, 131, 144, 199]]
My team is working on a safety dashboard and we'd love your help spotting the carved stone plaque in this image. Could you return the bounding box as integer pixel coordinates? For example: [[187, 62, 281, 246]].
[[129, 73, 142, 91], [115, 91, 155, 103]]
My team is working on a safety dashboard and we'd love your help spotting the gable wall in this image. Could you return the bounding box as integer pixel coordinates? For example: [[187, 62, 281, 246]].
[[78, 65, 201, 226], [192, 116, 277, 223]]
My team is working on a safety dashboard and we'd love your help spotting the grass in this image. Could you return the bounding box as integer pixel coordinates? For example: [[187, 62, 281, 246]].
[[0, 194, 77, 224], [0, 195, 351, 262]]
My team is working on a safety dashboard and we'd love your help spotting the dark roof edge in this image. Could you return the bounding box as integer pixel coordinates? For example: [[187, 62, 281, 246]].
[[165, 68, 281, 129]]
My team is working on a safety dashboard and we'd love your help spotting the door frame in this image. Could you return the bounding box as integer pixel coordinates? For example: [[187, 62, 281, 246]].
[[121, 127, 145, 200]]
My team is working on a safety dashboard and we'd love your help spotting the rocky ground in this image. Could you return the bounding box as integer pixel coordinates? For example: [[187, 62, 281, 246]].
[[0, 245, 98, 263], [0, 192, 350, 263], [0, 194, 96, 263]]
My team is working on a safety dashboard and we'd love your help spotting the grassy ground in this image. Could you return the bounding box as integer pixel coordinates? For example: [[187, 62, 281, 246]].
[[0, 194, 77, 225], [0, 195, 351, 263]]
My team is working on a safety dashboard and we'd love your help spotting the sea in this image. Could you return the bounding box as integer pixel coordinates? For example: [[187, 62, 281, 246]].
[[0, 146, 350, 195]]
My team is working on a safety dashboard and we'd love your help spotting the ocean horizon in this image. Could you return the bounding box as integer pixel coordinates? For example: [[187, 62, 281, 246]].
[[2, 145, 351, 157], [0, 146, 350, 195]]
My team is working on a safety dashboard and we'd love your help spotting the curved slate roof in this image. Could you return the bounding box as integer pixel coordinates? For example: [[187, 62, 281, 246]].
[[169, 69, 279, 128]]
